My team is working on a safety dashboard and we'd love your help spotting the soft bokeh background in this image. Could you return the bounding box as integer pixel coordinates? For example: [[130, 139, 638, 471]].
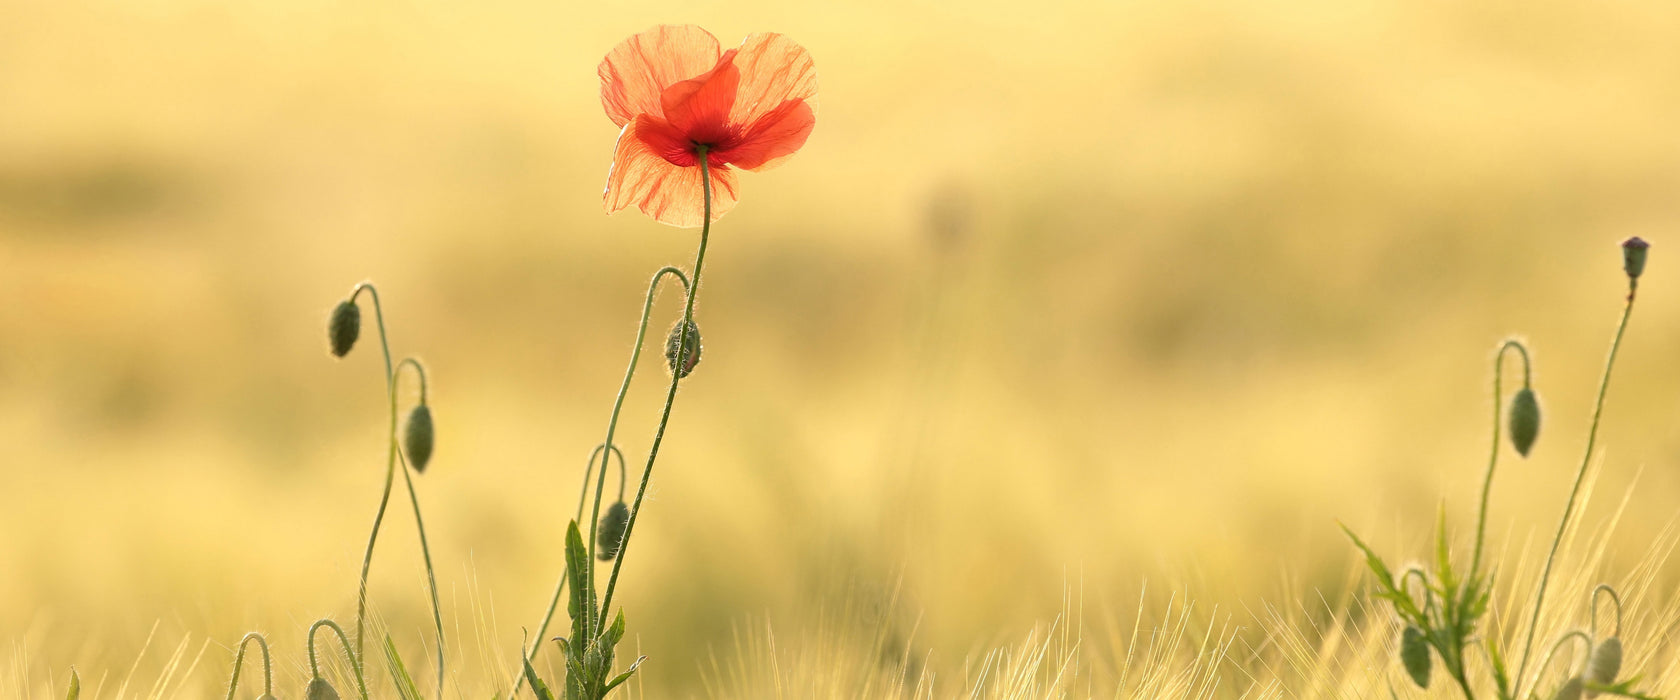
[[6, 0, 1680, 696]]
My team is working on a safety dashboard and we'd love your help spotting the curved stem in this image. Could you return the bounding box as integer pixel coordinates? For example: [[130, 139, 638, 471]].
[[1401, 567, 1436, 621], [597, 149, 714, 632], [348, 282, 398, 668], [223, 632, 273, 700], [309, 619, 370, 700], [574, 444, 630, 523], [1591, 584, 1623, 638], [398, 357, 430, 406], [510, 268, 689, 699], [1534, 630, 1593, 684], [1515, 284, 1638, 698], [1472, 340, 1531, 580]]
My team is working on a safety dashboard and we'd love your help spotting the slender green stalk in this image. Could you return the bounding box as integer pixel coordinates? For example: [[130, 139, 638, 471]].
[[597, 149, 714, 632], [345, 283, 445, 699], [398, 450, 446, 700], [224, 632, 272, 700], [1472, 340, 1530, 580], [509, 268, 688, 699], [309, 619, 370, 700], [1514, 284, 1638, 697], [348, 282, 398, 667]]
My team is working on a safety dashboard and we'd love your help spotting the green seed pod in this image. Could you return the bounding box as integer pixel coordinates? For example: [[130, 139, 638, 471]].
[[1552, 677, 1584, 700], [306, 677, 340, 700], [404, 404, 434, 473], [328, 300, 360, 358], [1509, 387, 1541, 457], [597, 501, 630, 561], [1622, 237, 1649, 281], [1400, 625, 1431, 689], [1585, 637, 1622, 697], [664, 320, 702, 379]]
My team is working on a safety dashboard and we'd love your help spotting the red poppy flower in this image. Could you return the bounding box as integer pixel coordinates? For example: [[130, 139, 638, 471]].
[[600, 25, 818, 228]]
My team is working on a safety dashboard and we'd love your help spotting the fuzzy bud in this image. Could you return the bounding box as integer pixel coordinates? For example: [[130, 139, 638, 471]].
[[1400, 625, 1431, 689], [1552, 677, 1584, 700], [404, 405, 435, 473], [1622, 237, 1649, 281], [597, 501, 630, 561], [1509, 387, 1541, 457], [665, 320, 702, 379], [306, 677, 340, 700], [328, 300, 361, 358], [1584, 637, 1622, 697]]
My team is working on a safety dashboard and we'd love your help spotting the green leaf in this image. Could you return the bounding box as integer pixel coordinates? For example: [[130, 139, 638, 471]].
[[66, 668, 79, 700], [602, 656, 646, 695], [1585, 676, 1662, 700], [1486, 635, 1510, 698], [382, 636, 424, 700], [565, 520, 594, 656], [522, 656, 556, 700], [1341, 523, 1425, 623]]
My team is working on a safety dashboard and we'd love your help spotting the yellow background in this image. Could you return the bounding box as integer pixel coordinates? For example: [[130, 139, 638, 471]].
[[4, 0, 1680, 695]]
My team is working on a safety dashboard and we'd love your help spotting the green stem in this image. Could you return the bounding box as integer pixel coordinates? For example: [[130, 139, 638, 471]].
[[349, 282, 397, 669], [1472, 340, 1530, 581], [1590, 584, 1623, 637], [398, 449, 447, 700], [597, 148, 714, 633], [345, 283, 445, 699], [509, 267, 688, 699], [223, 632, 272, 700], [1515, 285, 1638, 698], [309, 619, 370, 700]]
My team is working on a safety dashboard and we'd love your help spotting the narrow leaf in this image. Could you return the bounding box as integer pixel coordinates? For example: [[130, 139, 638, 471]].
[[522, 656, 556, 700], [382, 636, 425, 700], [602, 656, 647, 695], [66, 668, 80, 700]]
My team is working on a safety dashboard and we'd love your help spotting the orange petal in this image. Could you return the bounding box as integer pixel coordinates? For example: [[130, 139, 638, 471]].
[[599, 25, 721, 127], [659, 50, 741, 144], [716, 99, 814, 171], [726, 33, 818, 127], [604, 118, 740, 228]]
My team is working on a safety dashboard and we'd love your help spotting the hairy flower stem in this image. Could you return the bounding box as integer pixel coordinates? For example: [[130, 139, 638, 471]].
[[346, 283, 445, 698], [596, 150, 714, 635], [1471, 340, 1531, 580], [1515, 283, 1638, 698], [223, 632, 273, 700], [309, 619, 370, 700], [508, 272, 688, 699]]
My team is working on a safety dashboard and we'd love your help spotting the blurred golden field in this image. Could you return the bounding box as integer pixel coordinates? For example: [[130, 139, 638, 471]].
[[6, 0, 1680, 697]]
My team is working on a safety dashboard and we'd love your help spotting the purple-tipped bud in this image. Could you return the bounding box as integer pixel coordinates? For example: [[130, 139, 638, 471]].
[[1622, 237, 1649, 280]]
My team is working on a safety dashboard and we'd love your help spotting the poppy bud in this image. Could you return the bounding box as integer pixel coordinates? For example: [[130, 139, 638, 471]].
[[1509, 387, 1541, 457], [1400, 625, 1431, 689], [1552, 677, 1584, 700], [328, 300, 361, 358], [306, 677, 340, 700], [665, 320, 702, 379], [597, 501, 630, 561], [1585, 637, 1622, 697], [1622, 237, 1649, 281], [404, 405, 434, 473]]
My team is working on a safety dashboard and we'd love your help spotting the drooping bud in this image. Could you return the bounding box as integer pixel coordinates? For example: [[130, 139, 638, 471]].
[[1552, 677, 1584, 700], [1509, 387, 1541, 457], [328, 300, 361, 358], [1622, 237, 1649, 281], [404, 404, 435, 473], [597, 501, 630, 561], [665, 320, 702, 379], [1400, 625, 1431, 689], [1585, 637, 1622, 697], [306, 677, 341, 700]]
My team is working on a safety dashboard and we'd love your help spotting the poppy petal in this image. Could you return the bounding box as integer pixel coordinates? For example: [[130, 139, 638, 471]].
[[660, 50, 741, 145], [605, 118, 740, 228], [716, 98, 814, 171], [727, 33, 818, 126], [599, 25, 722, 127]]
